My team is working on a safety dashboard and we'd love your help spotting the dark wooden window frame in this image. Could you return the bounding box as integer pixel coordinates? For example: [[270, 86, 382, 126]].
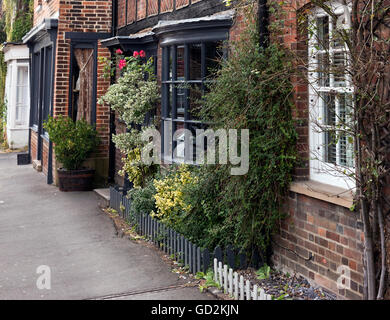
[[65, 32, 111, 125], [157, 19, 231, 162]]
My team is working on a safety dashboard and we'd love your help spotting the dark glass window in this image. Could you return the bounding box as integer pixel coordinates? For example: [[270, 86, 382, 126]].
[[31, 52, 41, 127], [161, 41, 224, 162], [43, 46, 53, 128]]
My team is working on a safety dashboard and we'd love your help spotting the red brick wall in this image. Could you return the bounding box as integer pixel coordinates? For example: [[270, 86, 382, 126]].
[[270, 1, 364, 299], [42, 139, 49, 175], [272, 192, 364, 299], [277, 0, 311, 180], [118, 0, 203, 27], [30, 0, 112, 182], [34, 0, 60, 26], [30, 130, 38, 161], [53, 1, 112, 161]]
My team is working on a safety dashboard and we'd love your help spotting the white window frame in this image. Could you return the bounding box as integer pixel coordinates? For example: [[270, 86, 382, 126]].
[[14, 64, 30, 126], [308, 2, 355, 190]]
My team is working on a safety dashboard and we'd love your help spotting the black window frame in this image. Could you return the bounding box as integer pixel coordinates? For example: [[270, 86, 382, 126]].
[[157, 21, 231, 163], [65, 32, 111, 125]]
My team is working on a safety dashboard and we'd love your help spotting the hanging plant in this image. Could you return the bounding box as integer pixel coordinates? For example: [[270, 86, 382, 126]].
[[99, 51, 160, 188]]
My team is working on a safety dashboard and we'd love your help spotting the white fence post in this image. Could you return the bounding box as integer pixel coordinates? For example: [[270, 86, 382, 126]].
[[233, 272, 239, 300], [223, 265, 228, 293], [252, 284, 258, 300], [214, 258, 218, 283], [228, 268, 233, 297], [211, 261, 274, 301], [218, 262, 223, 287], [239, 275, 244, 300], [245, 280, 251, 300], [259, 288, 265, 300]]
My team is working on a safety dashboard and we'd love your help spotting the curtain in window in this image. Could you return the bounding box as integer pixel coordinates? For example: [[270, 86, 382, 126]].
[[74, 48, 94, 124]]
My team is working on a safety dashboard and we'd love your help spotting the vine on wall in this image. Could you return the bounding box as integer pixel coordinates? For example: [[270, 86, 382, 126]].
[[0, 0, 33, 145]]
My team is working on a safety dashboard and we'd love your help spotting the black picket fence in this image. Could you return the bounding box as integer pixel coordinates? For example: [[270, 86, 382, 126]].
[[110, 186, 265, 275]]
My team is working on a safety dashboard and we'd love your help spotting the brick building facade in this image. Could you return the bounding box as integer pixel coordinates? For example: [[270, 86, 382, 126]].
[[22, 0, 365, 299], [104, 0, 364, 300], [24, 0, 113, 184], [269, 1, 364, 300]]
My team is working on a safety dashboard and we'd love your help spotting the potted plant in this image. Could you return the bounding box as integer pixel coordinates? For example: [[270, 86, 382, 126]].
[[44, 115, 99, 192]]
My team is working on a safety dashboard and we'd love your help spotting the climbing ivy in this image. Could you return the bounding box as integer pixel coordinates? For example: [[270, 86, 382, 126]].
[[0, 0, 33, 145], [190, 9, 297, 256]]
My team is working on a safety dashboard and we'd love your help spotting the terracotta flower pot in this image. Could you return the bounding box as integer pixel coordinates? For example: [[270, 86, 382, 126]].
[[57, 168, 95, 192]]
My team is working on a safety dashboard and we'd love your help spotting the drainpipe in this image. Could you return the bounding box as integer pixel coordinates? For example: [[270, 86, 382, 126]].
[[112, 0, 118, 37], [258, 0, 269, 48], [108, 0, 118, 183], [27, 43, 33, 164]]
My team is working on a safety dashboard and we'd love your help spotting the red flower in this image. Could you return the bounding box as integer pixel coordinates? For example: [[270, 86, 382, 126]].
[[133, 51, 140, 58], [119, 59, 127, 70], [139, 50, 146, 58], [116, 49, 123, 55]]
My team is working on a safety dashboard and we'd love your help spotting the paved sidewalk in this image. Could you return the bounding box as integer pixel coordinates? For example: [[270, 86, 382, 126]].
[[0, 153, 213, 300]]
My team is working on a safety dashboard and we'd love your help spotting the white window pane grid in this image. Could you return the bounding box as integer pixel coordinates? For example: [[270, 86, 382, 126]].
[[15, 66, 29, 125], [309, 4, 355, 188]]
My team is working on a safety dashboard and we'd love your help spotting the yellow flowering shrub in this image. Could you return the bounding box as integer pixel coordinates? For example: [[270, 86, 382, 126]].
[[153, 165, 198, 225], [120, 148, 157, 188]]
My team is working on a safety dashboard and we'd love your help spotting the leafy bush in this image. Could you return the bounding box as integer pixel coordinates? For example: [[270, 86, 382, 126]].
[[44, 116, 99, 170], [196, 21, 297, 254], [99, 52, 159, 187], [152, 165, 198, 226], [98, 55, 158, 126], [127, 179, 157, 223]]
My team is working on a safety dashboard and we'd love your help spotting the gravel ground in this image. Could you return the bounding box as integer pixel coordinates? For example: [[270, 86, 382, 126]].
[[237, 268, 337, 300]]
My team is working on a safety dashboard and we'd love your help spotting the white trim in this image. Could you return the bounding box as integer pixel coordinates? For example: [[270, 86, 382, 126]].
[[308, 2, 355, 190]]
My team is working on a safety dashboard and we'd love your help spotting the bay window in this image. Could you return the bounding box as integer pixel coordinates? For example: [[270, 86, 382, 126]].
[[161, 39, 226, 163], [154, 13, 233, 163]]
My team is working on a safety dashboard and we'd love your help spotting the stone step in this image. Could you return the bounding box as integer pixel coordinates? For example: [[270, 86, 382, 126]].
[[32, 160, 42, 172], [94, 188, 110, 208]]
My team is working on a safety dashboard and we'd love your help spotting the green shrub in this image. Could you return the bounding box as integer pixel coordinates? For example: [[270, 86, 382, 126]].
[[127, 179, 157, 220], [43, 116, 99, 170], [196, 21, 297, 254]]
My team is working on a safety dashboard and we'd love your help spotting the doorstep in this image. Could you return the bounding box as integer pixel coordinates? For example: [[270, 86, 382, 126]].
[[94, 188, 110, 208]]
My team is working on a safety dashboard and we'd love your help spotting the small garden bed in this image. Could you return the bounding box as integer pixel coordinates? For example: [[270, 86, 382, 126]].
[[237, 268, 336, 300]]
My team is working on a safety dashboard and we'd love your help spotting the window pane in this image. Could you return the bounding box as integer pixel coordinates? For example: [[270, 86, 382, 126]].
[[338, 94, 354, 167], [317, 52, 330, 87], [16, 66, 29, 124], [332, 14, 346, 48], [325, 130, 337, 164], [323, 93, 336, 164], [17, 67, 28, 86], [205, 41, 224, 78], [168, 84, 173, 118], [176, 83, 186, 119], [177, 46, 185, 79], [333, 51, 346, 87], [323, 93, 335, 126], [317, 16, 329, 50], [168, 47, 173, 80], [189, 83, 202, 120], [189, 44, 202, 80]]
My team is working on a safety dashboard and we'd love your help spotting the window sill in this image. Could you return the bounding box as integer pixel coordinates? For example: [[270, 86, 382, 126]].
[[290, 180, 355, 208]]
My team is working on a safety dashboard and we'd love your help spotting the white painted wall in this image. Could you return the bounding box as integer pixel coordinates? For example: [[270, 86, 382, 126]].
[[3, 44, 30, 149]]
